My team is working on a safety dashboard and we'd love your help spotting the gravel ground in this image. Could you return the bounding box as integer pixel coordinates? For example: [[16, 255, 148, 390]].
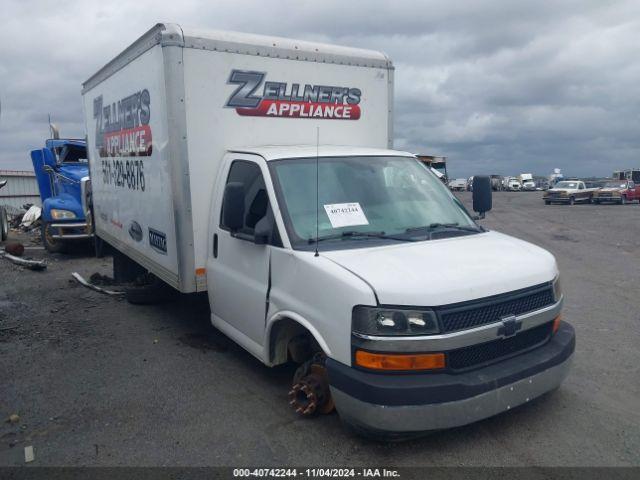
[[0, 192, 638, 467]]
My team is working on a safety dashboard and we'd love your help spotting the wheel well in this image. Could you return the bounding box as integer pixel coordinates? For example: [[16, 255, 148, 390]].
[[269, 318, 322, 366]]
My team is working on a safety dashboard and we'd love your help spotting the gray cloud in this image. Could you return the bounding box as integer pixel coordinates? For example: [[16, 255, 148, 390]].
[[1, 0, 638, 178]]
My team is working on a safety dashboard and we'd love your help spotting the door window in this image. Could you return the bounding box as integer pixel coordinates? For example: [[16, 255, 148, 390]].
[[220, 160, 282, 246]]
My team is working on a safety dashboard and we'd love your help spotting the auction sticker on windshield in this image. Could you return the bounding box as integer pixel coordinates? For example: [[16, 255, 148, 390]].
[[324, 202, 369, 228]]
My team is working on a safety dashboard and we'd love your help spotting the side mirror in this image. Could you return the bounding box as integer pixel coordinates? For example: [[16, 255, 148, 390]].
[[472, 175, 492, 217], [253, 216, 271, 245], [222, 182, 245, 232]]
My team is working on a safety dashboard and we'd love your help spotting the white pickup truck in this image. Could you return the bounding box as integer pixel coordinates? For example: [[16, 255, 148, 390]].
[[544, 180, 597, 205], [82, 24, 574, 438]]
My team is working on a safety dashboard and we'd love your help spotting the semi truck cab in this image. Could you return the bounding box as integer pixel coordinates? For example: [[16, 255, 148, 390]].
[[31, 138, 93, 252]]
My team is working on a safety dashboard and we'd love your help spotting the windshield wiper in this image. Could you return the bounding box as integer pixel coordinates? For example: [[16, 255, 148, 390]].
[[405, 223, 482, 236], [308, 230, 416, 244]]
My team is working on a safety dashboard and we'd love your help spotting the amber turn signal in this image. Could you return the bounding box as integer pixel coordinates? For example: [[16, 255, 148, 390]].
[[552, 315, 562, 334], [355, 350, 445, 371]]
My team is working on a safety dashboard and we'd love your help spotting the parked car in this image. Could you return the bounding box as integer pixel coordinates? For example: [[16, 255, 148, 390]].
[[490, 175, 503, 191], [543, 180, 597, 205], [505, 177, 522, 191], [448, 178, 468, 191], [592, 180, 640, 204]]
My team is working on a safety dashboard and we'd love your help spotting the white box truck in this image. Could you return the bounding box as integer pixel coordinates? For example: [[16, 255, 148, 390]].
[[82, 24, 574, 437]]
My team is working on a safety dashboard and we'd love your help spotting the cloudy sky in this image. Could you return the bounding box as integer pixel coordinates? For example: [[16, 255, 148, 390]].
[[1, 0, 638, 178]]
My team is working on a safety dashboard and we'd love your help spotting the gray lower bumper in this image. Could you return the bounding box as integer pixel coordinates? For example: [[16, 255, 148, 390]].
[[331, 355, 572, 433], [49, 222, 94, 239]]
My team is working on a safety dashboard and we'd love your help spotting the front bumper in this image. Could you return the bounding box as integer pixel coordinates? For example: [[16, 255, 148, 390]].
[[48, 221, 94, 240], [327, 322, 575, 433]]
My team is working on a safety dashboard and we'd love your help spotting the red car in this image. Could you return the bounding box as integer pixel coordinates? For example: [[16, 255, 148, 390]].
[[592, 180, 640, 204]]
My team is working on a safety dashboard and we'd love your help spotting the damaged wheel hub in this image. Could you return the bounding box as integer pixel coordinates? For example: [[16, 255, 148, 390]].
[[288, 358, 335, 416]]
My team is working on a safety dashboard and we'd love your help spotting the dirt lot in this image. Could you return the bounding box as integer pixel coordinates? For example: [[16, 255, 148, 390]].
[[1, 192, 639, 467]]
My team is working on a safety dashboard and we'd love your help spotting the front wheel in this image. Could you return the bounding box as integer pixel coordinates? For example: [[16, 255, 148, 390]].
[[41, 221, 67, 253], [544, 200, 551, 205], [569, 196, 575, 206], [620, 196, 627, 205]]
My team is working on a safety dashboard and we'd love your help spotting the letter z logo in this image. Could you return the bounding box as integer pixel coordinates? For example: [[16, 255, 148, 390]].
[[225, 71, 265, 108]]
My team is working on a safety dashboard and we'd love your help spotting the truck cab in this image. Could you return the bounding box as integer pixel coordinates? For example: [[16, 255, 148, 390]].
[[31, 138, 93, 252], [206, 146, 573, 436]]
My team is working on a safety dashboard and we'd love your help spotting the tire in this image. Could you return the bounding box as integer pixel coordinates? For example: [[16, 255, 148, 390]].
[[0, 207, 8, 241], [94, 235, 106, 258], [620, 196, 626, 205], [544, 200, 550, 205], [41, 221, 67, 253], [125, 277, 176, 305], [592, 199, 599, 204], [569, 196, 575, 206]]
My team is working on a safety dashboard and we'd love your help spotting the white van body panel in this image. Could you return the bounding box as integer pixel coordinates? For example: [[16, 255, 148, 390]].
[[267, 248, 378, 365]]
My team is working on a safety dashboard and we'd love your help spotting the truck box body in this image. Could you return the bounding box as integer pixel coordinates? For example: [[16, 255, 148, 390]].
[[82, 24, 394, 292]]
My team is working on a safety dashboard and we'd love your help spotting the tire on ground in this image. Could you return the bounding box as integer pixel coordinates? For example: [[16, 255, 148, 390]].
[[41, 222, 67, 253], [125, 278, 176, 305], [0, 207, 8, 241]]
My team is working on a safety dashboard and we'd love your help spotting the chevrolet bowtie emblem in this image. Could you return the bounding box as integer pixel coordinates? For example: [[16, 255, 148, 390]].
[[498, 315, 522, 338]]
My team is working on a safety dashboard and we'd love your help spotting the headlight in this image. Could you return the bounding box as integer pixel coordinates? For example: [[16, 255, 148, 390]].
[[552, 275, 562, 302], [352, 306, 440, 336], [51, 209, 77, 220]]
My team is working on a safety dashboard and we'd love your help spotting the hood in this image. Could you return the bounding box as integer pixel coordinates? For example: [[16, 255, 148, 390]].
[[547, 188, 569, 193], [322, 231, 557, 306], [598, 187, 623, 193]]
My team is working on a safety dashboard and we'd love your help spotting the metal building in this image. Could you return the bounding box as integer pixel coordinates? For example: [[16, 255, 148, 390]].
[[0, 170, 41, 212]]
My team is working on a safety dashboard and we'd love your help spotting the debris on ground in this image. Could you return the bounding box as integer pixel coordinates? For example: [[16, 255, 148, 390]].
[[20, 206, 41, 229], [4, 242, 25, 257], [89, 272, 116, 286], [6, 414, 20, 424], [24, 445, 35, 463], [71, 272, 125, 296], [0, 250, 47, 270]]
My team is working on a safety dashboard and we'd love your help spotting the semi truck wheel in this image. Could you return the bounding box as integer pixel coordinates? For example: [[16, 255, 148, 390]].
[[0, 207, 8, 241], [41, 222, 67, 253]]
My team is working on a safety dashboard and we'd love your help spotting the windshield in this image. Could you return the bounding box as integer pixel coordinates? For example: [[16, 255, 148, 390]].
[[269, 156, 478, 250], [603, 181, 628, 188], [555, 181, 577, 188]]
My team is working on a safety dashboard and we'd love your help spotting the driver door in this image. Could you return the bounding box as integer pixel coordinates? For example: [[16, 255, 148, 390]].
[[206, 155, 276, 352]]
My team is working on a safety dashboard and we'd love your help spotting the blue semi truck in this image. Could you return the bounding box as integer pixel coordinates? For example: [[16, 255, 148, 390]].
[[31, 138, 94, 252]]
